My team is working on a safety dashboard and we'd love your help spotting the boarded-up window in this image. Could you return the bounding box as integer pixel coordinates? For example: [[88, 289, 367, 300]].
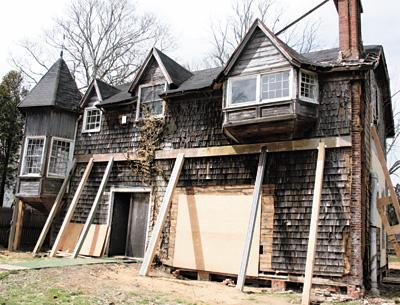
[[48, 138, 73, 177], [21, 137, 45, 176]]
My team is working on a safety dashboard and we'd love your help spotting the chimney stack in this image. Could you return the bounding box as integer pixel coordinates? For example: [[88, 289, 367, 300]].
[[335, 0, 363, 60]]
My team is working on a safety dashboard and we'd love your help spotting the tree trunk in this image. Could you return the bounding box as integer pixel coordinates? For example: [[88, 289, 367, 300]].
[[0, 137, 12, 207]]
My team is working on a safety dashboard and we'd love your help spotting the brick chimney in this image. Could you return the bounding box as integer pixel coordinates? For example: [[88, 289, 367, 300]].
[[335, 0, 363, 60]]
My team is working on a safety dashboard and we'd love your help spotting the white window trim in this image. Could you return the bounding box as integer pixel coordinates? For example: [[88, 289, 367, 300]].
[[82, 103, 102, 133], [20, 136, 46, 177], [299, 69, 319, 104], [226, 68, 295, 109], [47, 137, 74, 179], [135, 83, 166, 121]]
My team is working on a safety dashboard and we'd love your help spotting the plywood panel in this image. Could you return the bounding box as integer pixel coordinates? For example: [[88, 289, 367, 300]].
[[58, 223, 108, 257], [172, 190, 261, 276]]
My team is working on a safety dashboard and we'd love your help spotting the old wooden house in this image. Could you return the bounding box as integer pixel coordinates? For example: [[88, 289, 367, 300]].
[[13, 0, 400, 299]]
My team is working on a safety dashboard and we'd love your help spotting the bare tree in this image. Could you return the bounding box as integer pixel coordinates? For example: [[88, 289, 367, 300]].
[[12, 0, 174, 88], [207, 0, 320, 67], [387, 88, 400, 175]]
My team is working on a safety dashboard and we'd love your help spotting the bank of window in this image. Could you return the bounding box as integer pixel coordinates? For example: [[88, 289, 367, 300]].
[[21, 137, 45, 176], [228, 70, 292, 106], [137, 84, 165, 119], [48, 138, 73, 177]]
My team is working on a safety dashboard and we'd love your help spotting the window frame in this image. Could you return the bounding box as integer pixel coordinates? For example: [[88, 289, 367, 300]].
[[226, 68, 295, 108], [20, 136, 47, 177], [136, 83, 167, 121], [46, 137, 74, 179], [298, 69, 319, 103], [82, 103, 102, 133]]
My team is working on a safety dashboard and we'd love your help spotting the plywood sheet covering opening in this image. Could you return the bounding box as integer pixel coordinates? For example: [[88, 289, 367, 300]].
[[171, 186, 273, 276], [58, 223, 109, 257]]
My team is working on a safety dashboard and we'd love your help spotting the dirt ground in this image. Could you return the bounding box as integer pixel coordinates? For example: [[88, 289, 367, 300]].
[[1, 251, 400, 305], [0, 251, 299, 305]]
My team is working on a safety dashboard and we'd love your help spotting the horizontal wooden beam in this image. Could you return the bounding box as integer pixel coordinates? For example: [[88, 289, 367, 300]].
[[75, 136, 351, 163]]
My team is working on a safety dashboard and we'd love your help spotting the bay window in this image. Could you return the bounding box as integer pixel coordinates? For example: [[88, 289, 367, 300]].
[[226, 68, 318, 107], [48, 138, 73, 178], [21, 136, 46, 176]]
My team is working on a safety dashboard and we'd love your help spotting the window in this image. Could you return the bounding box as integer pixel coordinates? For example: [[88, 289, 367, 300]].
[[21, 137, 45, 176], [82, 106, 101, 132], [261, 71, 290, 100], [48, 138, 73, 177], [230, 76, 257, 105], [137, 84, 165, 119], [299, 71, 318, 102], [227, 69, 293, 107]]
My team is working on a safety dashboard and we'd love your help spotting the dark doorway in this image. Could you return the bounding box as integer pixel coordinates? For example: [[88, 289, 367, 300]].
[[108, 192, 150, 258]]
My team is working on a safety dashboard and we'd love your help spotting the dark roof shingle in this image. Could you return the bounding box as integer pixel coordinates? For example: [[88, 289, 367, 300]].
[[19, 58, 81, 111]]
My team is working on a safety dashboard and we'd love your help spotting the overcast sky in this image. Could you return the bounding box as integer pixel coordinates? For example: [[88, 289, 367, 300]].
[[1, 0, 400, 175]]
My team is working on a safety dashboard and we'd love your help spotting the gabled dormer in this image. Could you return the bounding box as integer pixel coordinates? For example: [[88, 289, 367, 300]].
[[80, 79, 120, 133], [129, 48, 192, 120], [218, 19, 319, 143]]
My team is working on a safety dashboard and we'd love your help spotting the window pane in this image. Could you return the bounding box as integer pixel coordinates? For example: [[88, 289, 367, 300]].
[[48, 139, 71, 176], [261, 71, 290, 100], [23, 138, 45, 175], [231, 77, 257, 104], [139, 84, 165, 118], [300, 72, 318, 100], [84, 108, 101, 131]]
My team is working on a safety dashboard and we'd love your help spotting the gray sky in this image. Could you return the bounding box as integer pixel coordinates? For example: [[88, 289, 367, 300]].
[[1, 0, 400, 175]]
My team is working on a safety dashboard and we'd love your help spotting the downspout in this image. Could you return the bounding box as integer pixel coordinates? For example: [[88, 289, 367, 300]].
[[370, 172, 379, 295]]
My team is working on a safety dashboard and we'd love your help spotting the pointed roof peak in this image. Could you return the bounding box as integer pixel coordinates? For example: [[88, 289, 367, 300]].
[[129, 47, 193, 92], [19, 58, 81, 111]]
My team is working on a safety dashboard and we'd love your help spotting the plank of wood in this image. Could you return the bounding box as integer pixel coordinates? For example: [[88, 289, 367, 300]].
[[236, 147, 267, 291], [74, 136, 351, 163], [139, 153, 185, 276], [10, 200, 25, 251], [58, 223, 109, 257], [302, 142, 326, 305], [32, 160, 77, 256], [50, 158, 94, 257], [172, 188, 261, 276], [7, 198, 19, 251], [72, 157, 114, 258]]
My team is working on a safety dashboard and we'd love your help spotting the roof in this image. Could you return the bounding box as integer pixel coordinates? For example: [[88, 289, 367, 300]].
[[164, 67, 222, 95], [99, 83, 135, 107], [80, 78, 120, 108], [18, 58, 81, 111], [129, 48, 193, 92]]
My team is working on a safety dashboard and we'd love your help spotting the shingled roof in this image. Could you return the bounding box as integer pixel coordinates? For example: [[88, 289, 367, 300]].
[[129, 48, 193, 92], [19, 58, 81, 112], [99, 83, 135, 107]]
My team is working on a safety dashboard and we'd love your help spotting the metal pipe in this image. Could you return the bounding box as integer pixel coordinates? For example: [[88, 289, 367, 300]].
[[370, 172, 379, 295]]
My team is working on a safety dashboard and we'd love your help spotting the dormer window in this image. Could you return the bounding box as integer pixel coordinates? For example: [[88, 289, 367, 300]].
[[299, 70, 318, 102], [82, 101, 101, 133], [227, 69, 293, 107], [136, 83, 166, 120]]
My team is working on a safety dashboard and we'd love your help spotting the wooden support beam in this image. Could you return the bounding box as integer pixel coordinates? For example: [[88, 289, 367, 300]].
[[32, 160, 77, 256], [139, 153, 185, 276], [371, 127, 400, 217], [7, 198, 18, 251], [71, 157, 114, 258], [236, 147, 267, 291], [8, 200, 25, 251], [50, 158, 94, 257], [302, 142, 326, 305], [74, 136, 351, 163], [371, 126, 400, 259]]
